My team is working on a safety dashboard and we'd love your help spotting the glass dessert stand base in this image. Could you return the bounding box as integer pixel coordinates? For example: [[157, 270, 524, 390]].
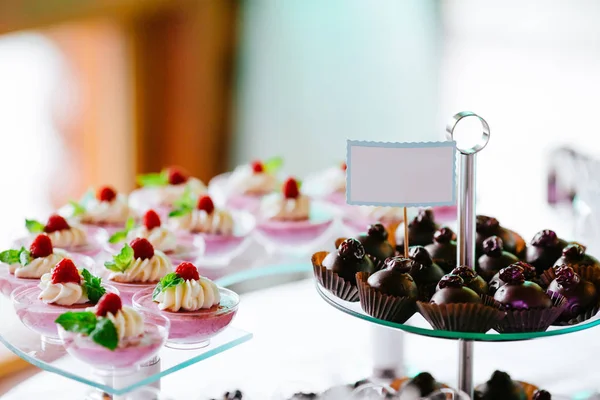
[[0, 291, 252, 397], [315, 283, 600, 342]]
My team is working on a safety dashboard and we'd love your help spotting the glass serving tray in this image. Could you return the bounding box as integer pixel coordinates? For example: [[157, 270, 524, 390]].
[[315, 282, 600, 342]]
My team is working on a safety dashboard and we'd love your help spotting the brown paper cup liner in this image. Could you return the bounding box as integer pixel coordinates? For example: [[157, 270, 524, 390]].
[[356, 272, 417, 323], [517, 381, 539, 400], [390, 377, 450, 395], [334, 237, 347, 249], [417, 295, 505, 333], [495, 291, 567, 333], [312, 251, 359, 302]]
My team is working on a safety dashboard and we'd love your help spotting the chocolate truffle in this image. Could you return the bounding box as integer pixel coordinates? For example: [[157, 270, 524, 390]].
[[474, 371, 526, 400], [357, 223, 395, 268], [395, 208, 439, 250], [425, 227, 457, 273], [477, 236, 520, 282], [430, 275, 481, 305], [407, 246, 445, 299], [533, 390, 552, 400], [476, 215, 526, 259], [449, 266, 488, 295], [402, 372, 444, 399], [525, 230, 568, 274], [367, 257, 418, 298], [552, 243, 600, 269], [493, 266, 552, 309], [322, 238, 375, 285], [547, 265, 598, 321], [489, 261, 536, 295]]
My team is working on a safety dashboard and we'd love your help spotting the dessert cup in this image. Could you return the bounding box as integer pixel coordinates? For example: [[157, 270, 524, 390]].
[[208, 171, 276, 213], [104, 237, 202, 264], [0, 253, 95, 298], [128, 187, 173, 220], [81, 222, 127, 238], [57, 308, 169, 373], [254, 201, 336, 256], [132, 286, 239, 349], [175, 210, 255, 266], [12, 228, 107, 258], [12, 284, 119, 343]]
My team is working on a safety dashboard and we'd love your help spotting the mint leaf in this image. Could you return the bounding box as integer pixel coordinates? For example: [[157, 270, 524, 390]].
[[0, 248, 23, 265], [104, 244, 134, 273], [108, 231, 128, 244], [55, 311, 97, 335], [69, 200, 86, 218], [90, 318, 119, 351], [263, 156, 283, 174], [137, 172, 168, 187], [168, 207, 192, 218], [19, 249, 32, 266], [172, 187, 195, 209], [296, 180, 303, 190], [81, 268, 106, 303], [125, 217, 136, 231], [25, 219, 45, 234], [152, 272, 184, 300]]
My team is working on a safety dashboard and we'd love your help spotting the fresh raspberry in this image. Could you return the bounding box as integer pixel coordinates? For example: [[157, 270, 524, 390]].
[[175, 262, 200, 281], [282, 178, 299, 199], [44, 214, 70, 233], [51, 259, 81, 284], [143, 210, 161, 230], [341, 162, 347, 171], [130, 238, 155, 260], [166, 166, 189, 185], [197, 195, 215, 214], [29, 234, 53, 258], [95, 293, 122, 317], [251, 160, 264, 173], [96, 186, 117, 202]]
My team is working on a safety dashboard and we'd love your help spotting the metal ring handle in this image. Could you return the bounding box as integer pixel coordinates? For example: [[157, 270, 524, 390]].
[[446, 111, 490, 155]]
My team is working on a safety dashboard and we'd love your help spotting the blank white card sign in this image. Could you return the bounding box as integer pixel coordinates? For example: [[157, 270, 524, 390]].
[[346, 140, 457, 207]]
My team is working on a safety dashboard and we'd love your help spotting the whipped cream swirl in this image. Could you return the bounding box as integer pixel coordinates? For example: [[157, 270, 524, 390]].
[[103, 306, 144, 340], [157, 178, 207, 206], [38, 272, 88, 305], [260, 193, 310, 221], [170, 209, 234, 235], [108, 251, 171, 283], [45, 225, 88, 249], [13, 251, 66, 279], [80, 194, 134, 225], [127, 226, 177, 253], [155, 277, 220, 312], [357, 206, 404, 222], [227, 164, 277, 195]]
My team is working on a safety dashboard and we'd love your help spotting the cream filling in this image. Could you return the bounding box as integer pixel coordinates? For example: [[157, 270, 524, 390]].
[[13, 251, 66, 279], [227, 164, 277, 195], [91, 306, 145, 341], [260, 193, 310, 221], [38, 272, 88, 305], [108, 251, 171, 283], [155, 277, 220, 312], [80, 194, 134, 225], [169, 209, 234, 235], [127, 226, 177, 253], [358, 206, 404, 222], [46, 225, 88, 248], [156, 178, 207, 205]]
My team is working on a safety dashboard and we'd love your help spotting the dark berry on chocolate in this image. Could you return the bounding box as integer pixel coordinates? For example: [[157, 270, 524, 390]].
[[451, 266, 477, 284], [339, 238, 366, 260], [433, 227, 455, 243], [533, 390, 552, 400], [562, 243, 585, 260], [367, 223, 388, 240], [499, 266, 525, 285], [406, 372, 440, 397], [409, 246, 432, 266], [555, 265, 580, 287], [511, 261, 537, 280], [531, 230, 559, 247], [483, 236, 504, 257], [438, 274, 464, 289], [384, 256, 412, 273]]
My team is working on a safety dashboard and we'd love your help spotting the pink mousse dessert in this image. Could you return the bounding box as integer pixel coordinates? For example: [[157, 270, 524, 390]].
[[106, 210, 198, 262], [303, 162, 348, 206], [12, 258, 115, 341], [133, 262, 238, 349], [130, 166, 208, 218], [98, 238, 173, 305], [255, 177, 334, 249], [56, 293, 168, 371], [168, 195, 253, 261], [18, 214, 103, 257]]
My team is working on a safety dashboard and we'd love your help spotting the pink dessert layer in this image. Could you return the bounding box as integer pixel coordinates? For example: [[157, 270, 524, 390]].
[[62, 324, 166, 370], [107, 281, 156, 306], [16, 302, 90, 339], [12, 237, 104, 258], [225, 193, 263, 213], [0, 272, 36, 298], [256, 218, 334, 246]]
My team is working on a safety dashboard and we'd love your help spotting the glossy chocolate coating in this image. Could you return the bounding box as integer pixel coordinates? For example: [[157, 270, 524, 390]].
[[357, 223, 395, 268], [431, 275, 482, 305], [552, 243, 600, 269], [367, 257, 418, 298], [548, 265, 598, 321], [425, 227, 457, 273], [407, 246, 445, 299], [489, 262, 537, 295], [493, 266, 552, 309], [475, 215, 526, 259], [525, 230, 568, 274], [403, 373, 443, 398], [532, 390, 552, 400], [474, 371, 526, 400], [449, 266, 488, 295], [322, 238, 375, 285], [477, 236, 520, 282], [395, 208, 439, 249]]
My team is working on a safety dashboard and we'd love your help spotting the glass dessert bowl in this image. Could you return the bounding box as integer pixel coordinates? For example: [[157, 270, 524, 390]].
[[132, 262, 239, 349], [12, 260, 118, 343], [56, 293, 169, 373]]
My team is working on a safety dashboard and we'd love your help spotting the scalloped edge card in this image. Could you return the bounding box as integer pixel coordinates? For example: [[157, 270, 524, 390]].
[[346, 140, 457, 207]]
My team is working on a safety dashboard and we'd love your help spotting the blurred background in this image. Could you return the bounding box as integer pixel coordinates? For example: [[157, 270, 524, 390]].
[[1, 0, 600, 396]]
